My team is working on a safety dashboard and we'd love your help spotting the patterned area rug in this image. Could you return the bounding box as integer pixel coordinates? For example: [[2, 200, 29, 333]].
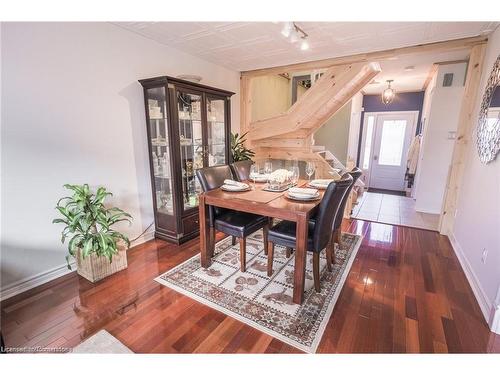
[[155, 230, 362, 353]]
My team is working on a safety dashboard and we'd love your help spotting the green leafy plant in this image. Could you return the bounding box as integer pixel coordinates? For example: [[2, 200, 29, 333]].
[[231, 132, 255, 161], [53, 184, 132, 269]]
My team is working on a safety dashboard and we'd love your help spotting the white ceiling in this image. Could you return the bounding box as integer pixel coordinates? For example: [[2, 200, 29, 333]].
[[361, 49, 471, 94], [114, 22, 498, 72]]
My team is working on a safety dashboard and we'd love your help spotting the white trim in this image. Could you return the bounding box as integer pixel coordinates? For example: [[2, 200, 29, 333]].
[[447, 232, 497, 331], [414, 206, 441, 215], [154, 234, 363, 353], [0, 229, 155, 302], [491, 305, 500, 335], [0, 260, 77, 302]]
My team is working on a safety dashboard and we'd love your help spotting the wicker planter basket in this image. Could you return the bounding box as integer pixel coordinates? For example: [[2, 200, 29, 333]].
[[76, 247, 128, 283]]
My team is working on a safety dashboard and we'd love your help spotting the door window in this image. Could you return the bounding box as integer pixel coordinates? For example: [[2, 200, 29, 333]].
[[378, 120, 407, 166]]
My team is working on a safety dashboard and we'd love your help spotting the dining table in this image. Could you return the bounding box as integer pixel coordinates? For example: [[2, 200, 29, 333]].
[[198, 179, 325, 305]]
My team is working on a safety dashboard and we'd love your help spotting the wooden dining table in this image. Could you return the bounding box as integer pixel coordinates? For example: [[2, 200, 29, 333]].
[[198, 179, 324, 305]]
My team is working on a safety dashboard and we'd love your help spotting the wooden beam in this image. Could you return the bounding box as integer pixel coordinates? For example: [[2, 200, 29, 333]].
[[253, 136, 312, 149], [422, 64, 438, 91], [241, 36, 487, 78], [439, 43, 487, 235], [248, 62, 381, 141], [239, 75, 252, 146]]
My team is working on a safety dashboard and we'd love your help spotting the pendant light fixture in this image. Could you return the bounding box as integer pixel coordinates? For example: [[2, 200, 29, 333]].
[[382, 80, 395, 105]]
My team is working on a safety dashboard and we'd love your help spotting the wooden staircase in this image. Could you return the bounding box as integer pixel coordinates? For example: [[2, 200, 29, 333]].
[[247, 62, 381, 177]]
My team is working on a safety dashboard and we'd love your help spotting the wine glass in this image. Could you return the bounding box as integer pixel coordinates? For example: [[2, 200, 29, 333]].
[[305, 161, 315, 182], [250, 164, 258, 189], [290, 165, 299, 186], [264, 160, 273, 181]]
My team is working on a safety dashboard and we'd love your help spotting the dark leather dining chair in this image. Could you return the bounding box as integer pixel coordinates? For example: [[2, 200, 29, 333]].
[[331, 167, 363, 251], [230, 160, 253, 182], [266, 174, 353, 292], [196, 165, 269, 272]]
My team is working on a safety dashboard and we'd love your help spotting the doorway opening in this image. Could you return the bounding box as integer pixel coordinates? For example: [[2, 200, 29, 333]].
[[352, 110, 439, 230], [360, 111, 418, 193]]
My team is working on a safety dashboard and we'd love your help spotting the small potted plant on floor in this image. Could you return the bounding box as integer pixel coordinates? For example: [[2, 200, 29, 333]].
[[53, 184, 132, 282]]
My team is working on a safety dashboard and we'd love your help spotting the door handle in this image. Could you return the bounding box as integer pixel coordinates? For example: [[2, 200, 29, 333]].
[[373, 155, 378, 161]]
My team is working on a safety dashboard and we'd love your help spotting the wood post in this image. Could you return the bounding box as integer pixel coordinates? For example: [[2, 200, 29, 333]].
[[240, 75, 253, 149], [325, 247, 333, 272], [439, 43, 487, 235], [263, 223, 269, 256], [240, 237, 246, 272], [313, 252, 321, 293], [267, 242, 274, 277]]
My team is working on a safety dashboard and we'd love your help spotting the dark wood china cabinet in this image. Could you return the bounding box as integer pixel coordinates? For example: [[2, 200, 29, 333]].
[[139, 76, 234, 243]]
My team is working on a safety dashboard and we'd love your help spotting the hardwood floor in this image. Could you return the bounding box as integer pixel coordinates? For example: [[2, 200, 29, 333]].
[[1, 219, 499, 353]]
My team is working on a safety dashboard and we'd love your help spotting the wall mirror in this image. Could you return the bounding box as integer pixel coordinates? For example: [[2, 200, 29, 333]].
[[477, 54, 500, 164]]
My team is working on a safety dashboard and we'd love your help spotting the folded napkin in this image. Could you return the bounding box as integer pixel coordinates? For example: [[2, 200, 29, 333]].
[[223, 179, 249, 188], [289, 187, 318, 197], [310, 179, 334, 187]]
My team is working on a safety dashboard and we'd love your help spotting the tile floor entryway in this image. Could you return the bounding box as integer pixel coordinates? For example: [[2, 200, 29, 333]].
[[351, 192, 440, 231]]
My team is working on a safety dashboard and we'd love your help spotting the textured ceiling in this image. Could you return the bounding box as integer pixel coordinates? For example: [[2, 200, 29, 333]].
[[114, 22, 498, 72]]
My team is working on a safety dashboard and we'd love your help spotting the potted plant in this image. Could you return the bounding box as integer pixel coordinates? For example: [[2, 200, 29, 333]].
[[231, 132, 255, 161], [53, 184, 132, 282]]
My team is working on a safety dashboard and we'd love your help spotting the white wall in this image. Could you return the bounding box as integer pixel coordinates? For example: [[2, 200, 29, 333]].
[[451, 27, 500, 331], [0, 22, 240, 294], [251, 74, 290, 122], [414, 63, 466, 214], [412, 69, 437, 198]]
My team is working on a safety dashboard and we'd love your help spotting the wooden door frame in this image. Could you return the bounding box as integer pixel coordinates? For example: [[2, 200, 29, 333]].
[[439, 43, 487, 234]]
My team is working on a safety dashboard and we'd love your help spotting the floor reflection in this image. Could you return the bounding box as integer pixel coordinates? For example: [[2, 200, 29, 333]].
[[367, 222, 394, 243]]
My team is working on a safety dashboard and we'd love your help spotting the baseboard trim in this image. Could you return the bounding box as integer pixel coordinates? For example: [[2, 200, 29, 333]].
[[414, 206, 441, 215], [0, 230, 155, 302], [491, 305, 500, 334], [448, 232, 496, 332], [0, 260, 76, 302]]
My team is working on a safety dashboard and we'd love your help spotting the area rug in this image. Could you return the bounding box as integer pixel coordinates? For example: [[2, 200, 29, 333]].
[[155, 230, 362, 353], [72, 330, 133, 353]]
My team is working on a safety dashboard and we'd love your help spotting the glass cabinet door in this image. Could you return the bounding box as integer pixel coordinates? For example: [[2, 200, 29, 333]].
[[146, 87, 174, 215], [206, 96, 228, 166], [176, 89, 203, 212]]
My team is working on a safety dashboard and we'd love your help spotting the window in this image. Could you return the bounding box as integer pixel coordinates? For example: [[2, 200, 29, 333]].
[[378, 120, 407, 166], [362, 116, 375, 169]]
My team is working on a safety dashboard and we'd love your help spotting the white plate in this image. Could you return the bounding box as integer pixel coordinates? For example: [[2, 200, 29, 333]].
[[286, 192, 321, 201], [221, 185, 250, 192]]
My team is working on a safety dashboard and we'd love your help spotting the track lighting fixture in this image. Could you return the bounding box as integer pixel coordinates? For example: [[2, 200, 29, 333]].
[[281, 22, 309, 51]]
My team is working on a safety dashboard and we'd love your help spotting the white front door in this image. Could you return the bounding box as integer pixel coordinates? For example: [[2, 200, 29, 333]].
[[368, 112, 417, 191]]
